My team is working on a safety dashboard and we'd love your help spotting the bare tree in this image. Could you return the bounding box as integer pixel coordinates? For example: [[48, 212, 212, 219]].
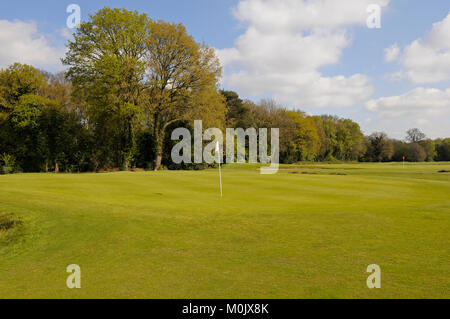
[[406, 128, 426, 143]]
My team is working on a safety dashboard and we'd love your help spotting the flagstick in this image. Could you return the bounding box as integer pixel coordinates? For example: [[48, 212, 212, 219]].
[[216, 141, 223, 198], [218, 156, 223, 198]]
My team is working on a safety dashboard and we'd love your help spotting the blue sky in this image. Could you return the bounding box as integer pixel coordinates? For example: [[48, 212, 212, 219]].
[[0, 0, 240, 48], [0, 0, 449, 138]]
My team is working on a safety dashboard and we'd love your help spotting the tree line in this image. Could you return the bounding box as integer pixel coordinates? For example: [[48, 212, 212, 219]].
[[0, 8, 449, 173]]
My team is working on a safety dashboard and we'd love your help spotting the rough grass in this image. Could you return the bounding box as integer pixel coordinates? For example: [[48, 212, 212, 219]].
[[0, 162, 449, 299], [0, 213, 16, 230]]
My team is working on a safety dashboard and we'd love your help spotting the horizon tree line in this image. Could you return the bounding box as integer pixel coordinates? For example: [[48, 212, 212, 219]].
[[0, 8, 449, 173]]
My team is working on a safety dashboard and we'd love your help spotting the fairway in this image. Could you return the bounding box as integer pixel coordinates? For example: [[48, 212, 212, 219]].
[[1, 163, 449, 298]]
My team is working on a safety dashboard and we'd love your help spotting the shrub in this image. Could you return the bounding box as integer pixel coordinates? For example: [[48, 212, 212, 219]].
[[1, 153, 16, 174]]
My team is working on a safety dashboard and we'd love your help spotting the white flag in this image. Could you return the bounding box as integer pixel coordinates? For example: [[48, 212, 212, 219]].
[[216, 141, 222, 197]]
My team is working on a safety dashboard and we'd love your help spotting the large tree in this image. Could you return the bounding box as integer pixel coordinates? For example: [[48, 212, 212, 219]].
[[63, 9, 224, 170], [335, 119, 365, 161], [365, 132, 394, 162], [406, 128, 426, 143], [435, 138, 450, 161], [221, 90, 251, 128], [0, 63, 47, 114], [63, 8, 151, 169], [143, 21, 223, 170], [287, 111, 320, 162]]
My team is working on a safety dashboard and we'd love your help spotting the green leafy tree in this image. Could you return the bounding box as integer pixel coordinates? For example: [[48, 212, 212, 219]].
[[335, 119, 365, 161], [221, 90, 251, 128], [287, 111, 320, 162], [365, 132, 394, 162], [418, 139, 436, 162], [435, 138, 450, 161], [316, 115, 338, 161], [405, 143, 426, 162], [63, 8, 151, 169], [5, 95, 49, 171], [0, 63, 47, 113], [143, 21, 223, 170]]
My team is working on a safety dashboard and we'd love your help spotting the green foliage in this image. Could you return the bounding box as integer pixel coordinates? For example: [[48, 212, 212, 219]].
[[1, 153, 16, 174], [435, 138, 450, 161], [221, 90, 251, 128], [63, 7, 149, 105], [406, 143, 427, 162], [143, 21, 224, 170], [286, 111, 320, 162], [419, 139, 436, 162], [63, 8, 151, 169], [0, 63, 47, 110], [1, 88, 92, 172], [364, 132, 394, 162], [0, 8, 448, 171], [63, 8, 225, 171], [391, 140, 427, 163], [9, 94, 47, 128]]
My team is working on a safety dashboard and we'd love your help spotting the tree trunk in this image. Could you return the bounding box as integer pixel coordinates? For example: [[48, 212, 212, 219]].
[[154, 153, 162, 171], [153, 131, 164, 171], [55, 162, 59, 173]]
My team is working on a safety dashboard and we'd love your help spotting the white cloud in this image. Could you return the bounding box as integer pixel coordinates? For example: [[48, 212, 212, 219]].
[[366, 87, 450, 117], [218, 0, 389, 108], [233, 0, 389, 31], [365, 87, 450, 138], [0, 20, 66, 71], [384, 44, 400, 62], [386, 12, 450, 84]]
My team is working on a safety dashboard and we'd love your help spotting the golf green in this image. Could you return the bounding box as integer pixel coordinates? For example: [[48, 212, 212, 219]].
[[0, 163, 449, 298]]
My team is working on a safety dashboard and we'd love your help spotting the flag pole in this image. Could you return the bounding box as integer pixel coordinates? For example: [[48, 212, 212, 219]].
[[216, 141, 223, 197]]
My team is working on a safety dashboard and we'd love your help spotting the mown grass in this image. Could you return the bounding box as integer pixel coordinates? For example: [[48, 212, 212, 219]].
[[0, 162, 449, 298]]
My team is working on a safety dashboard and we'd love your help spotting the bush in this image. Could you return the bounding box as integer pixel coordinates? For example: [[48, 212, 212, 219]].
[[1, 153, 16, 174]]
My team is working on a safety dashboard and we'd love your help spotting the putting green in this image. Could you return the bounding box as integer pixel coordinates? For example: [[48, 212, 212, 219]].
[[0, 163, 449, 298]]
